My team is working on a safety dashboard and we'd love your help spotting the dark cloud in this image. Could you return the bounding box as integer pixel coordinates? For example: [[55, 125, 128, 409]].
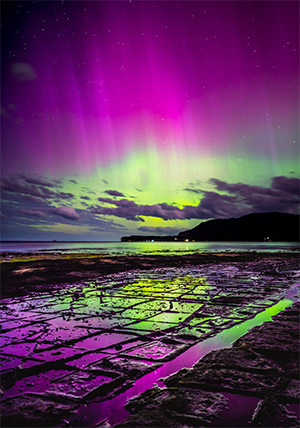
[[21, 209, 47, 219], [102, 179, 109, 184], [82, 187, 96, 194], [20, 205, 80, 221], [209, 176, 299, 214], [92, 193, 242, 222], [0, 175, 57, 199], [57, 192, 74, 199], [184, 188, 203, 194], [69, 179, 78, 184], [48, 206, 80, 221], [0, 174, 73, 202], [1, 174, 298, 240], [91, 176, 299, 222], [19, 174, 56, 187], [209, 178, 279, 198], [181, 192, 242, 219], [271, 176, 299, 195], [104, 190, 125, 197]]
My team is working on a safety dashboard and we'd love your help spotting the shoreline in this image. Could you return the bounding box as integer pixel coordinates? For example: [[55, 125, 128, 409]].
[[0, 252, 299, 427], [1, 251, 299, 298], [117, 302, 300, 428]]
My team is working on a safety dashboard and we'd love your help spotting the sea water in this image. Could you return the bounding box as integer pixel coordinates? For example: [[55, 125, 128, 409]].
[[0, 240, 298, 255]]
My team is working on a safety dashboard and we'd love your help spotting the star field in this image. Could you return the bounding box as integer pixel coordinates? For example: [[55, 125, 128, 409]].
[[1, 1, 299, 240]]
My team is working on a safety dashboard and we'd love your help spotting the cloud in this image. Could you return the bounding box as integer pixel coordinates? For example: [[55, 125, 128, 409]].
[[104, 190, 125, 197], [56, 192, 74, 199], [37, 223, 91, 234], [69, 179, 78, 184], [271, 176, 299, 195], [82, 187, 96, 194], [1, 190, 46, 206], [0, 174, 72, 202], [21, 209, 47, 218], [1, 173, 298, 240], [90, 175, 299, 222], [92, 198, 187, 222], [48, 206, 80, 221], [93, 193, 243, 222], [19, 174, 56, 187], [209, 176, 300, 214], [181, 192, 242, 219], [184, 188, 203, 194], [0, 175, 56, 199], [10, 63, 36, 82]]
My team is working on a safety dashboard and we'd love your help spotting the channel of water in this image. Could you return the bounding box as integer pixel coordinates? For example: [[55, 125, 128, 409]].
[[69, 287, 298, 427]]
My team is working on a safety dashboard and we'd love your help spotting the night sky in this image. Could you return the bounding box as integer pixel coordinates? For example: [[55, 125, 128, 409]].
[[1, 1, 299, 241]]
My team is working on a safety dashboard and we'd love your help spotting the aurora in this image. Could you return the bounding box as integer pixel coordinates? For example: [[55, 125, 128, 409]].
[[1, 1, 299, 240]]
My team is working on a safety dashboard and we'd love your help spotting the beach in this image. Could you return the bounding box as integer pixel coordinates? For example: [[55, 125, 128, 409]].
[[0, 251, 299, 427]]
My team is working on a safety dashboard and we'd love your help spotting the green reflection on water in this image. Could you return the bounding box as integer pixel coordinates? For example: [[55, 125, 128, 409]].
[[217, 298, 293, 345]]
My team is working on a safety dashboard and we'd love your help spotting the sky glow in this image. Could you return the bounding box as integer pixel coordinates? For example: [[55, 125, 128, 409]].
[[1, 1, 299, 240]]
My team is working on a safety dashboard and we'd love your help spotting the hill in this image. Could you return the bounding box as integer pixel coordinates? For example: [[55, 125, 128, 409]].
[[177, 212, 299, 242]]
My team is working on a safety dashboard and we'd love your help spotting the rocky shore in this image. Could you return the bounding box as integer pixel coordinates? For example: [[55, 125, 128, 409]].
[[1, 251, 298, 297], [0, 252, 299, 427], [119, 302, 299, 427]]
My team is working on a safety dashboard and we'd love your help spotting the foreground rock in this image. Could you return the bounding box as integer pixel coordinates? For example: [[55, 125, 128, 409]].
[[0, 255, 299, 427], [1, 393, 79, 427], [1, 252, 298, 298], [117, 303, 300, 427]]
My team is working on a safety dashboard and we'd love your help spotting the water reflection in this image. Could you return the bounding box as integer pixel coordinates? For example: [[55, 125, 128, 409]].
[[72, 298, 293, 427], [1, 240, 298, 254]]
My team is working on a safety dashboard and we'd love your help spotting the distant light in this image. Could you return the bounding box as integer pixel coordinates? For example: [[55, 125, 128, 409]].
[[185, 239, 189, 242]]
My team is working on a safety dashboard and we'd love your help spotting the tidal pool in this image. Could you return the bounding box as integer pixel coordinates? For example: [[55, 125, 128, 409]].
[[1, 262, 299, 427], [70, 298, 294, 427]]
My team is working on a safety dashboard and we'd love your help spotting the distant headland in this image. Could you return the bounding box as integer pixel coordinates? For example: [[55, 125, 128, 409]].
[[121, 212, 300, 242]]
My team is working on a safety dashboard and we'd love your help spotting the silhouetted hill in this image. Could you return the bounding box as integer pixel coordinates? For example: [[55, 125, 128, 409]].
[[178, 212, 299, 242]]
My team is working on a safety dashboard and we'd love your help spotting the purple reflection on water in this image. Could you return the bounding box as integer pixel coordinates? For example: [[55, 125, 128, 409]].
[[71, 298, 293, 427], [212, 392, 260, 427], [75, 332, 136, 350]]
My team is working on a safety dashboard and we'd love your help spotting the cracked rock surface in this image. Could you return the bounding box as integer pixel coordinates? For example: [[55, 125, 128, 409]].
[[0, 253, 299, 427], [119, 302, 300, 427]]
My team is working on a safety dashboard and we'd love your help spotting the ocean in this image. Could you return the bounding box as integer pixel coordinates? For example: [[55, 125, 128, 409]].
[[0, 240, 298, 255]]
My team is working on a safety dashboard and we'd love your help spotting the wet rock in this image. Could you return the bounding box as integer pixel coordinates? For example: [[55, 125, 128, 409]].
[[0, 393, 79, 427], [282, 379, 300, 401], [119, 301, 300, 427], [117, 386, 227, 427], [166, 365, 280, 396], [251, 397, 299, 427], [101, 357, 160, 380], [235, 322, 299, 355], [1, 256, 299, 427]]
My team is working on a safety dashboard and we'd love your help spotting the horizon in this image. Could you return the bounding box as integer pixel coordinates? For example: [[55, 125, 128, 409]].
[[1, 1, 299, 241], [1, 211, 299, 244]]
